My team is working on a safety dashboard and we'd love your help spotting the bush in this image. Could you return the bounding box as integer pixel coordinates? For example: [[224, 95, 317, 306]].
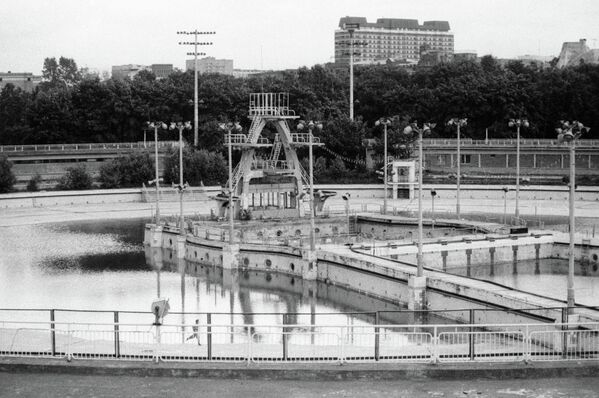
[[164, 147, 227, 186], [0, 155, 16, 193], [98, 151, 154, 188], [26, 174, 42, 192], [57, 165, 93, 190]]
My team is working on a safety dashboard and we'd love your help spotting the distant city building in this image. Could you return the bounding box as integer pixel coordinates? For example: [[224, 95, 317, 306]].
[[517, 54, 554, 65], [111, 64, 149, 80], [186, 57, 234, 75], [335, 16, 454, 65], [453, 52, 478, 62], [232, 69, 263, 78], [150, 64, 173, 79], [418, 44, 452, 68], [556, 39, 599, 68], [0, 72, 42, 92]]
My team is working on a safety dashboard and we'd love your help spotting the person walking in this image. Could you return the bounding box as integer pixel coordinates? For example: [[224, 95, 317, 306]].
[[186, 319, 202, 345]]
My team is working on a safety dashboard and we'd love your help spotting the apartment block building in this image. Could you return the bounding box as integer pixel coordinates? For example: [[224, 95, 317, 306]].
[[335, 16, 454, 65]]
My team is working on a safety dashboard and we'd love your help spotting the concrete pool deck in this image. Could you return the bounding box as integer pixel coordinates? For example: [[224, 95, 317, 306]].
[[1, 195, 599, 227]]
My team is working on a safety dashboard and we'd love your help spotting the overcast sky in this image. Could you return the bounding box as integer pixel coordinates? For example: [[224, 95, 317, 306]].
[[1, 0, 598, 74]]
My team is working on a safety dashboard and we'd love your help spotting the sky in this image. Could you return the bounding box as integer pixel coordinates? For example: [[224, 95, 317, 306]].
[[1, 0, 599, 74]]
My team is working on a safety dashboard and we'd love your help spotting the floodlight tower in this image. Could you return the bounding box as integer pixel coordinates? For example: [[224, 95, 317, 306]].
[[177, 30, 214, 146]]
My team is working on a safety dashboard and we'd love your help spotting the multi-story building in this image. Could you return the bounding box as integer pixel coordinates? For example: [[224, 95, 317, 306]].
[[556, 39, 599, 68], [186, 57, 234, 75], [0, 72, 42, 92], [150, 64, 174, 79], [335, 16, 454, 65]]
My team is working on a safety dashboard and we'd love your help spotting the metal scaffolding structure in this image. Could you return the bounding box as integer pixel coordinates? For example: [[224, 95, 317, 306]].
[[218, 93, 323, 220]]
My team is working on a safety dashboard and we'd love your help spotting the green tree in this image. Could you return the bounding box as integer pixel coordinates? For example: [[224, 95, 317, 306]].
[[26, 174, 42, 192], [0, 155, 16, 193], [57, 165, 93, 190], [163, 147, 227, 186], [98, 151, 154, 188]]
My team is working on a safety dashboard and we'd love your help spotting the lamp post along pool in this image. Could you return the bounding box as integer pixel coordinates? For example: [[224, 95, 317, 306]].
[[297, 120, 323, 251], [403, 122, 435, 277], [170, 122, 192, 234], [447, 118, 467, 219], [147, 121, 168, 224], [375, 118, 392, 214], [502, 187, 509, 224], [508, 118, 529, 220], [220, 122, 242, 244], [556, 120, 589, 312]]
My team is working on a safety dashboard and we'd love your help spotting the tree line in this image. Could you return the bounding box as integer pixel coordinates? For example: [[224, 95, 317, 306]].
[[1, 55, 598, 192]]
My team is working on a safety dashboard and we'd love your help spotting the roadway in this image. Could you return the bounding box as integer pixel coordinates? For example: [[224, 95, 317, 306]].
[[1, 371, 598, 397]]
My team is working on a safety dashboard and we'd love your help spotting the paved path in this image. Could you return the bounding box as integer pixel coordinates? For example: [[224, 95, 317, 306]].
[[1, 372, 598, 397]]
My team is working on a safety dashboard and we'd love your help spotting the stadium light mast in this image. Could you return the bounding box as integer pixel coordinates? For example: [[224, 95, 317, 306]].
[[177, 30, 214, 146]]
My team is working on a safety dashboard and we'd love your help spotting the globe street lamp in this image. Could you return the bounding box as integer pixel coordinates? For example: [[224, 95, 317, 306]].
[[447, 118, 467, 219], [297, 120, 323, 251], [403, 122, 436, 277], [219, 122, 243, 244], [147, 121, 168, 224], [169, 122, 192, 235], [508, 118, 530, 220], [556, 120, 590, 312], [375, 118, 392, 214]]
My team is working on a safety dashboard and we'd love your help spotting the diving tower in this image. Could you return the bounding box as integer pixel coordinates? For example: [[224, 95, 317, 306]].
[[220, 93, 323, 220]]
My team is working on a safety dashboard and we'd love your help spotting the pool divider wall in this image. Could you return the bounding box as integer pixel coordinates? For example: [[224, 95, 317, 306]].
[[146, 223, 599, 325]]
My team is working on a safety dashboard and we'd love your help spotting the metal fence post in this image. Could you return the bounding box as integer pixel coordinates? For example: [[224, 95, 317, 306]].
[[561, 307, 568, 358], [114, 311, 120, 358], [374, 312, 380, 361], [207, 313, 212, 360], [50, 309, 56, 356], [282, 314, 288, 361], [469, 309, 475, 360]]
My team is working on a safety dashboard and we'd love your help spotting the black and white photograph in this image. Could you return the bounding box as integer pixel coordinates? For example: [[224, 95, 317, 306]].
[[1, 1, 599, 397]]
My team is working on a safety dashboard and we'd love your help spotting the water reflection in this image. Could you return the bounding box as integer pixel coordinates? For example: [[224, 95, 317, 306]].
[[1, 219, 414, 329]]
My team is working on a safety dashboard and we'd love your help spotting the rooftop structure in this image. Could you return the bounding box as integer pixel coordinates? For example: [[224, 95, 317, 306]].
[[335, 16, 454, 65]]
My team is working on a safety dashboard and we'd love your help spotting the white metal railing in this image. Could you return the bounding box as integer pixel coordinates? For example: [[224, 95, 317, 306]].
[[0, 141, 178, 153], [422, 138, 599, 148], [2, 320, 599, 364], [290, 133, 321, 144]]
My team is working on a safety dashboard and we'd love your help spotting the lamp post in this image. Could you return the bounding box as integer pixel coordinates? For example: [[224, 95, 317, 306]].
[[508, 118, 529, 220], [447, 118, 467, 219], [375, 118, 392, 214], [430, 190, 437, 230], [147, 121, 168, 224], [219, 122, 243, 244], [502, 187, 509, 224], [403, 122, 436, 277], [342, 192, 351, 234], [297, 120, 323, 251], [556, 120, 589, 312], [177, 30, 214, 146], [169, 122, 192, 234]]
